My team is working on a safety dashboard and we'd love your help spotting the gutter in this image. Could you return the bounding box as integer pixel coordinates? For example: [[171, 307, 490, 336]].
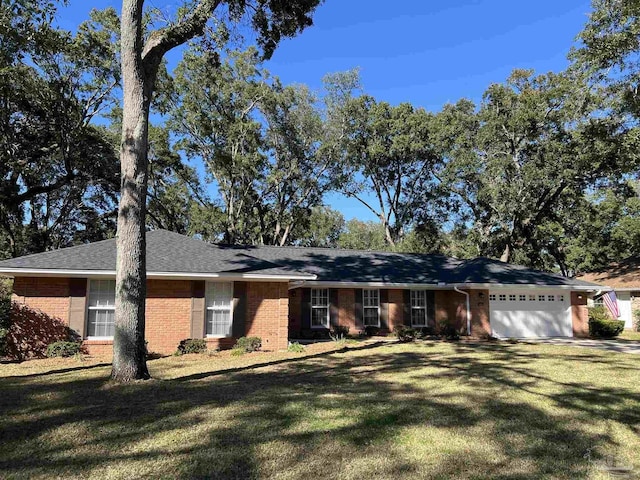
[[453, 285, 471, 336]]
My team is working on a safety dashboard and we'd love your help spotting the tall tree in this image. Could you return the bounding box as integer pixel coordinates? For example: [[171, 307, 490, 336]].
[[115, 0, 321, 381], [0, 3, 121, 259], [433, 69, 639, 269]]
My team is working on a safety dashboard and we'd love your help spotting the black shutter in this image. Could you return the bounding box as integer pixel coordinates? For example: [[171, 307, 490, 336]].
[[403, 289, 411, 326], [302, 288, 311, 330], [330, 289, 339, 328], [355, 288, 363, 330], [232, 281, 247, 338], [426, 290, 436, 328], [380, 289, 389, 331]]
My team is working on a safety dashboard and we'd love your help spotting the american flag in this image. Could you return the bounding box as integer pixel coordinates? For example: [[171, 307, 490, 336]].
[[602, 291, 620, 318]]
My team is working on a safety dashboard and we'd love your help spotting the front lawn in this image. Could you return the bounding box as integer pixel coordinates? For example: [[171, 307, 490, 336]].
[[1, 340, 638, 479]]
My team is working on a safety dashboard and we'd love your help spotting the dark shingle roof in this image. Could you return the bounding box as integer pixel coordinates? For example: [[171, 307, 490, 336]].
[[0, 229, 601, 288]]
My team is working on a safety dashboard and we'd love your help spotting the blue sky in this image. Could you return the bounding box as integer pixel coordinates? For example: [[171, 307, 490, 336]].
[[59, 0, 593, 221]]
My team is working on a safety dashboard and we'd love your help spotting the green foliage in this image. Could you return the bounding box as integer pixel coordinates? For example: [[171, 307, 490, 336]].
[[634, 310, 640, 332], [287, 342, 305, 353], [234, 336, 262, 353], [45, 341, 82, 358], [330, 325, 349, 337], [176, 338, 207, 355], [230, 347, 245, 357], [588, 307, 625, 338], [394, 325, 416, 343], [364, 326, 380, 337], [338, 220, 388, 251], [439, 322, 461, 341], [292, 206, 345, 248], [0, 278, 12, 356]]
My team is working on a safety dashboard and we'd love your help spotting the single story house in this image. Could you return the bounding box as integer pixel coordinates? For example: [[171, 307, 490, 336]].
[[0, 230, 604, 356], [577, 257, 640, 330]]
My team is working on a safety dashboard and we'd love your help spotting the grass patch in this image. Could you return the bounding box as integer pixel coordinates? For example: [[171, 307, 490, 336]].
[[1, 341, 639, 479], [618, 330, 640, 342]]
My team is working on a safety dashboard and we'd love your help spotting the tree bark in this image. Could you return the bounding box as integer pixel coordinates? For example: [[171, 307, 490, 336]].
[[112, 0, 152, 382]]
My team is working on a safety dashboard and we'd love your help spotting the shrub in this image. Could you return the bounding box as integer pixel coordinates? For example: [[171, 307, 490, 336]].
[[46, 341, 82, 358], [634, 310, 640, 332], [331, 325, 350, 337], [230, 347, 245, 356], [288, 342, 305, 353], [234, 336, 262, 353], [176, 338, 207, 355], [439, 322, 460, 341], [364, 325, 380, 337], [394, 325, 416, 343], [589, 306, 625, 338], [0, 278, 12, 357], [415, 326, 437, 338]]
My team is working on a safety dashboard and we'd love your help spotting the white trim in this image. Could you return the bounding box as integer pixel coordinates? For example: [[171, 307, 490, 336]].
[[292, 281, 606, 292], [85, 336, 114, 341], [310, 288, 330, 329], [453, 285, 471, 336], [0, 268, 315, 281], [86, 279, 116, 339], [362, 288, 380, 327], [204, 281, 234, 338], [410, 290, 428, 327]]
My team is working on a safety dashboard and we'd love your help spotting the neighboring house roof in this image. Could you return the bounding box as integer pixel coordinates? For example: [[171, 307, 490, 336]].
[[0, 229, 602, 289], [576, 257, 640, 290]]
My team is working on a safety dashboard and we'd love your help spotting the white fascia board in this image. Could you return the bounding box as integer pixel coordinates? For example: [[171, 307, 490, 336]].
[[0, 268, 316, 282], [291, 281, 606, 291]]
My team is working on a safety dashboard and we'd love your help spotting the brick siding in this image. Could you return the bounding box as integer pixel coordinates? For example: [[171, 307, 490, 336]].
[[571, 291, 589, 338]]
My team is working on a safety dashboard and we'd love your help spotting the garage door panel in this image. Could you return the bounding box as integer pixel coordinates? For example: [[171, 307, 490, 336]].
[[489, 289, 572, 338]]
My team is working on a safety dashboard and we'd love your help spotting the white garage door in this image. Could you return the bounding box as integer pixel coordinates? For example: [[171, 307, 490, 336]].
[[489, 289, 572, 338]]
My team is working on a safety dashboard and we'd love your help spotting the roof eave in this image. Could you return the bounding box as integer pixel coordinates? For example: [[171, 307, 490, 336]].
[[293, 280, 607, 291], [0, 268, 316, 282]]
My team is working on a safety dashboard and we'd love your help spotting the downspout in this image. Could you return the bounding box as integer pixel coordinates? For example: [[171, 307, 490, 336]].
[[453, 285, 471, 336]]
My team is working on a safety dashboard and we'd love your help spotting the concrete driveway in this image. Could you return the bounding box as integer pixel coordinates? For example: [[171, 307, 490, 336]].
[[527, 338, 640, 355]]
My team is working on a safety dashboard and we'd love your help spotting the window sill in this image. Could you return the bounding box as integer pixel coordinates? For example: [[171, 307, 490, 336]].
[[310, 325, 329, 329], [206, 335, 232, 339], [84, 338, 114, 344]]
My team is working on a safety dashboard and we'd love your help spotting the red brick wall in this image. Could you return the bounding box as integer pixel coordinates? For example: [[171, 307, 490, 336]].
[[433, 289, 490, 337], [145, 280, 192, 355], [246, 282, 289, 351], [289, 289, 302, 337], [337, 288, 356, 332], [12, 277, 70, 323], [388, 289, 404, 331], [571, 291, 589, 338], [10, 277, 291, 357]]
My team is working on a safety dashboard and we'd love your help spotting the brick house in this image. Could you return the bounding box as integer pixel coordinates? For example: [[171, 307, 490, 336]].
[[0, 230, 604, 356]]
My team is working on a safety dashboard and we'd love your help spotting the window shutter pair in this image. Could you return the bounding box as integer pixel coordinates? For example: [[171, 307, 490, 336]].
[[403, 289, 435, 327], [301, 288, 339, 329], [190, 281, 246, 338]]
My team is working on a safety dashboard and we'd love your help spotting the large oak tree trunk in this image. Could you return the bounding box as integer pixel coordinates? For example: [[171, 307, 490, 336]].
[[112, 0, 153, 381]]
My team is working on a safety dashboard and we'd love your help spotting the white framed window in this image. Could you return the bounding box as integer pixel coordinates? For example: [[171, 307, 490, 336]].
[[509, 294, 516, 301], [559, 294, 565, 302], [489, 294, 496, 301], [205, 282, 233, 337], [529, 295, 536, 301], [311, 288, 329, 328], [548, 295, 555, 302], [538, 294, 546, 302], [499, 294, 506, 302], [363, 289, 380, 327], [519, 295, 526, 301], [87, 279, 116, 338], [594, 295, 603, 307], [410, 290, 427, 326]]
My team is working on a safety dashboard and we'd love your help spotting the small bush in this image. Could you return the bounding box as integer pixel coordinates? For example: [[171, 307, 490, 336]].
[[634, 310, 640, 332], [589, 307, 625, 338], [176, 338, 207, 355], [415, 326, 437, 338], [439, 322, 461, 341], [46, 341, 82, 358], [234, 336, 262, 353], [230, 347, 245, 356], [394, 325, 416, 343], [288, 342, 305, 353], [331, 325, 350, 337], [364, 325, 380, 337]]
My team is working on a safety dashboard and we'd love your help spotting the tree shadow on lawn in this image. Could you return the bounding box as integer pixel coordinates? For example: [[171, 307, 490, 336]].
[[0, 342, 638, 479]]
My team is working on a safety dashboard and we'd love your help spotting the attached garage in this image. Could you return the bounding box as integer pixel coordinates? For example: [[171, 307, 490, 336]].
[[489, 289, 573, 338]]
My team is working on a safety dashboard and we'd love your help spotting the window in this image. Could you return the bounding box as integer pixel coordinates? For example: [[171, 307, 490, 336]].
[[489, 294, 496, 301], [594, 295, 604, 307], [519, 295, 527, 302], [529, 295, 536, 301], [87, 279, 115, 338], [559, 295, 565, 302], [538, 295, 546, 302], [205, 282, 233, 337], [548, 295, 555, 302], [311, 288, 329, 328], [363, 289, 380, 327], [509, 294, 516, 301], [410, 290, 427, 326], [499, 294, 506, 301]]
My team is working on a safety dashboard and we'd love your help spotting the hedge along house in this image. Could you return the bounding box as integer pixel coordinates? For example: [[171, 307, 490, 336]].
[[0, 230, 605, 357]]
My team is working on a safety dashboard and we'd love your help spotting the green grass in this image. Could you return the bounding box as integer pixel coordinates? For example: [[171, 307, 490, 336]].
[[1, 340, 639, 479], [619, 330, 640, 341]]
